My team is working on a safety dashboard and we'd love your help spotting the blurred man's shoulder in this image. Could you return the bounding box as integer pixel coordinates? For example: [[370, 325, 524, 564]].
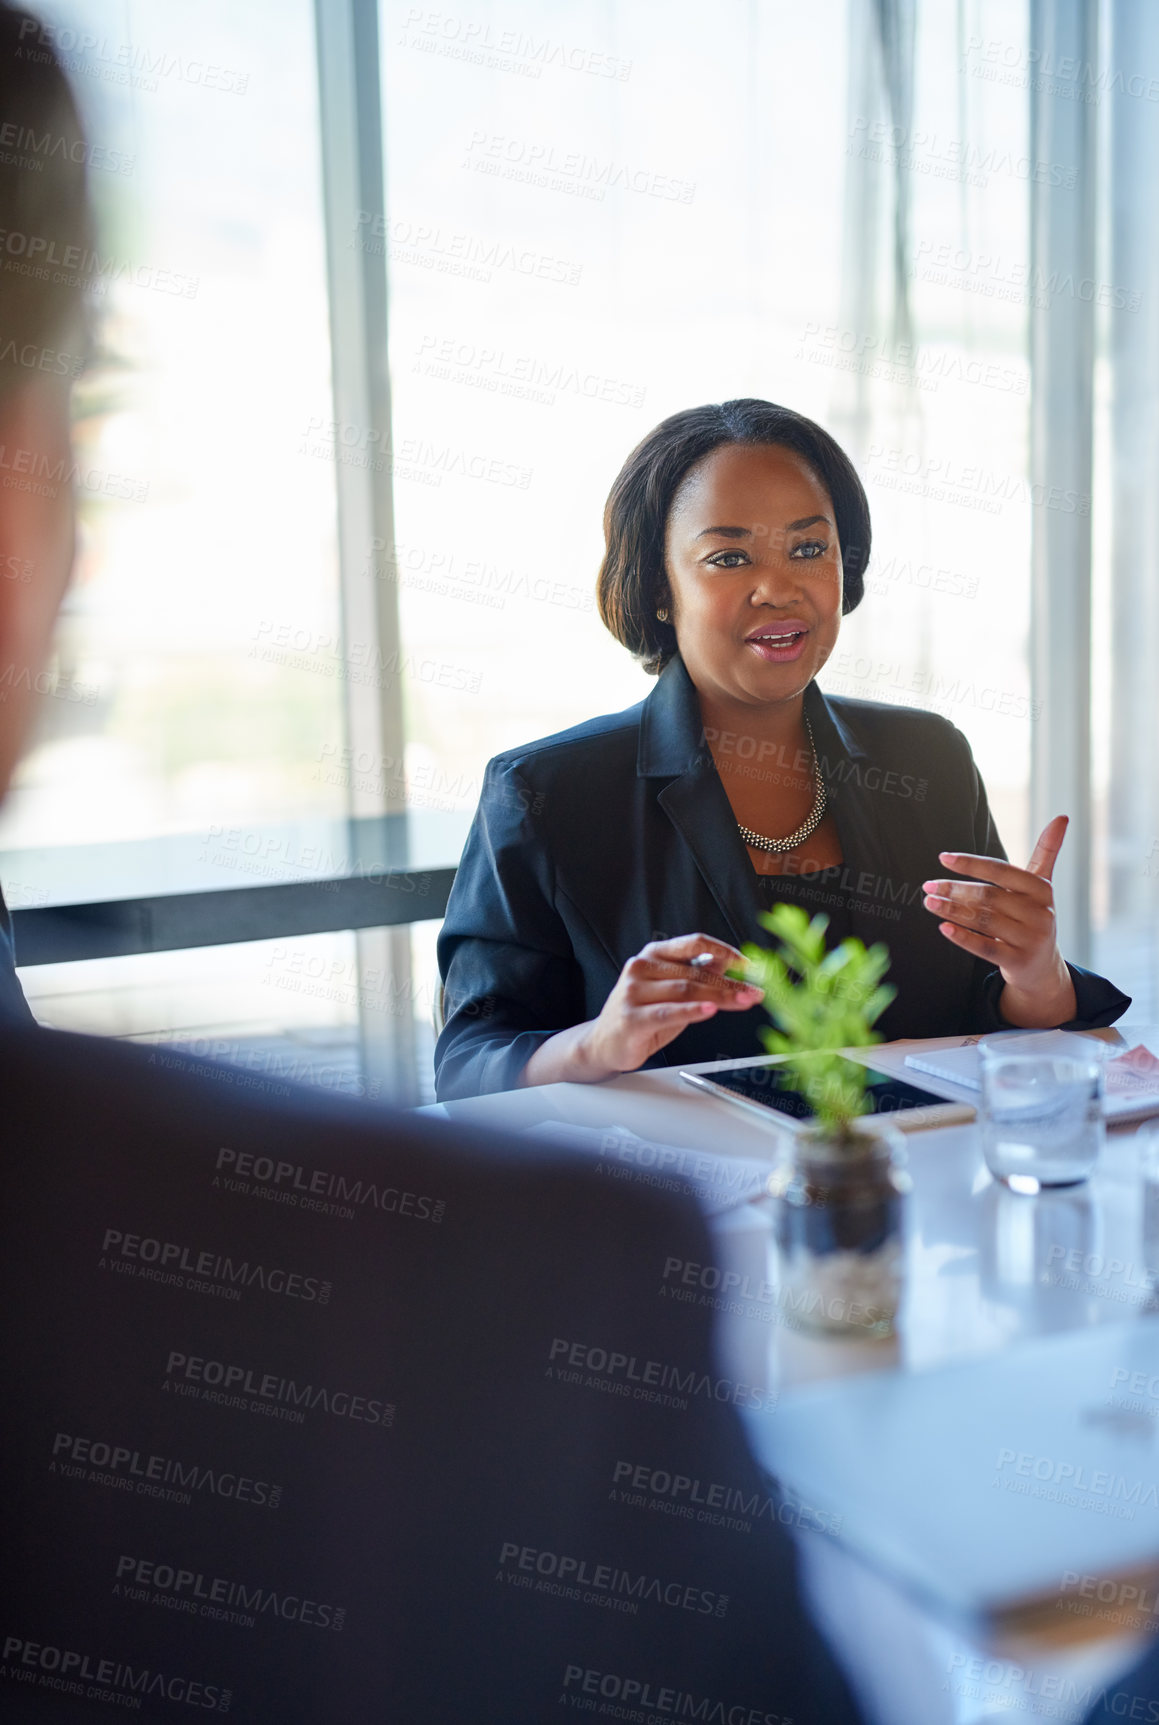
[[0, 1022, 707, 1247]]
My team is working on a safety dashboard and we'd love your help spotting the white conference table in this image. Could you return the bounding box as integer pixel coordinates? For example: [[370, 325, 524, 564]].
[[426, 1029, 1159, 1725]]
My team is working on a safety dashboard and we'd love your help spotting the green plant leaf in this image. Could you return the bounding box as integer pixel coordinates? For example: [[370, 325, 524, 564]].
[[740, 904, 896, 1135]]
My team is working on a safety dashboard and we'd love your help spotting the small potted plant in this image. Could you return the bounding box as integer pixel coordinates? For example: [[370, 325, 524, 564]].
[[742, 904, 910, 1340]]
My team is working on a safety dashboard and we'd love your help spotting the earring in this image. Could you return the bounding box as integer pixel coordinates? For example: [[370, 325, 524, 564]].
[[656, 607, 669, 623]]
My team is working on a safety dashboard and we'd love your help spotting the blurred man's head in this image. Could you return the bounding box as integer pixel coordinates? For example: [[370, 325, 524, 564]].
[[0, 3, 92, 798]]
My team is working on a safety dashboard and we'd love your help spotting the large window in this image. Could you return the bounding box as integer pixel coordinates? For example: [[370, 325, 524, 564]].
[[377, 0, 1040, 1024], [1, 0, 377, 1085], [3, 0, 1154, 1101], [1, 0, 344, 848]]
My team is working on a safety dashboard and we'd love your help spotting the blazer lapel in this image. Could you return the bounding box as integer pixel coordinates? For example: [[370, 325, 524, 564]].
[[638, 663, 929, 964], [656, 772, 760, 949], [806, 682, 950, 1020], [804, 681, 894, 925], [639, 659, 762, 948], [633, 662, 977, 1034]]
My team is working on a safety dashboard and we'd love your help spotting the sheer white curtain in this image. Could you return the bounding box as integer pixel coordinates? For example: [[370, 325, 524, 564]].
[[824, 0, 1034, 867], [1099, 0, 1159, 1019]]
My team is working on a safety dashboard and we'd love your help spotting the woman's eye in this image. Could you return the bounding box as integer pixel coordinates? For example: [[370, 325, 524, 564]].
[[705, 550, 750, 568], [790, 540, 828, 560]]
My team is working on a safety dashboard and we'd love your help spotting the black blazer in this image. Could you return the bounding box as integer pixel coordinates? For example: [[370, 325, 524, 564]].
[[436, 656, 1128, 1100], [0, 1024, 862, 1723]]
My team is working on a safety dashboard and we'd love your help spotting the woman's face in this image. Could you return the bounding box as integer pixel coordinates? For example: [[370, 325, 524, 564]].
[[662, 441, 844, 713]]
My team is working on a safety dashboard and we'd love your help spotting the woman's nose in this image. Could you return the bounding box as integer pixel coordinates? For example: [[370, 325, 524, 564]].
[[748, 562, 804, 605]]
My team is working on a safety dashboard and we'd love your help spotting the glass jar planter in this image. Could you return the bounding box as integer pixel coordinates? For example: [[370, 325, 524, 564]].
[[769, 1124, 910, 1339]]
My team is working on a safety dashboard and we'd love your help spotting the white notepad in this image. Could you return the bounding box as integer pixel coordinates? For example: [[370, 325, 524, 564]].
[[904, 1032, 1159, 1125]]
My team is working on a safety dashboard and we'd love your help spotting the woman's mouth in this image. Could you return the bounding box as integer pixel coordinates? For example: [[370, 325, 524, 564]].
[[745, 622, 810, 663]]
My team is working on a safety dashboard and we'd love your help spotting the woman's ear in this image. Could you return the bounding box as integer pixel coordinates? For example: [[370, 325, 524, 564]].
[[654, 567, 674, 623]]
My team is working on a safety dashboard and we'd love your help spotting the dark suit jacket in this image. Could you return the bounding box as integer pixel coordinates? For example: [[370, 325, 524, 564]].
[[1085, 1645, 1159, 1720], [436, 656, 1128, 1099], [0, 879, 34, 1024], [0, 1024, 863, 1724]]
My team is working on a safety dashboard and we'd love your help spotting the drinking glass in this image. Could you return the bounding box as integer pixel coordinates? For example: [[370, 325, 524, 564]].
[[979, 1043, 1104, 1193]]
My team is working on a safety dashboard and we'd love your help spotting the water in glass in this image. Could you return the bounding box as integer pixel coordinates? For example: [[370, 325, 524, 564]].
[[979, 1049, 1103, 1192]]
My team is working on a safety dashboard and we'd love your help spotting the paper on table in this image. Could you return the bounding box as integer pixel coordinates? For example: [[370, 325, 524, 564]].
[[1104, 1042, 1159, 1101], [525, 1121, 777, 1215], [902, 1030, 1103, 1092], [743, 1319, 1159, 1636]]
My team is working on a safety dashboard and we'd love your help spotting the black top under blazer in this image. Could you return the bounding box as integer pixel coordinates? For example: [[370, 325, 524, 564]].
[[435, 656, 1129, 1100]]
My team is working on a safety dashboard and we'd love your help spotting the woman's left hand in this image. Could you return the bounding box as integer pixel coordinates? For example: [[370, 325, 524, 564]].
[[921, 814, 1078, 1027]]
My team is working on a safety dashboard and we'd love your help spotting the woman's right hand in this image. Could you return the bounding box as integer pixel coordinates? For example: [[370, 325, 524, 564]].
[[521, 934, 764, 1087]]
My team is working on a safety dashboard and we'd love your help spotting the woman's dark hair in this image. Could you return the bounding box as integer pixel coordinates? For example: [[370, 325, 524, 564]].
[[596, 399, 871, 675], [0, 3, 93, 400]]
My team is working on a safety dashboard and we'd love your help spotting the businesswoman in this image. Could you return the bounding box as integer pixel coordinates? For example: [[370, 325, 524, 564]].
[[434, 399, 1128, 1099]]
